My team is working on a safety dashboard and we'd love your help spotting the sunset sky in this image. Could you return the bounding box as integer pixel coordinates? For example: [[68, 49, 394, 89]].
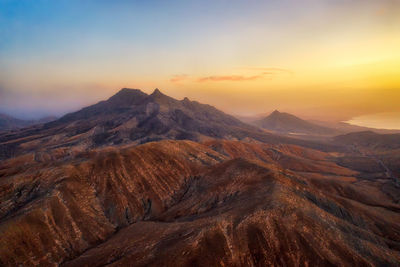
[[1, 0, 399, 126]]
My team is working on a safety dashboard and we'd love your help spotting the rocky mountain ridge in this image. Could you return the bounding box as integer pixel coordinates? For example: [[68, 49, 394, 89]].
[[0, 88, 339, 160]]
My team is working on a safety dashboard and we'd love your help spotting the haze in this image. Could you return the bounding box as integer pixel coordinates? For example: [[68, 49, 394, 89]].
[[1, 0, 399, 127]]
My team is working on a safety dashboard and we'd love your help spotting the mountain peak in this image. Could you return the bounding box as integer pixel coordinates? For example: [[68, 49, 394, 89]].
[[150, 88, 169, 99], [268, 110, 294, 120], [148, 88, 177, 105], [113, 88, 146, 97], [118, 88, 145, 94], [151, 88, 163, 96], [106, 88, 148, 106], [270, 110, 281, 116]]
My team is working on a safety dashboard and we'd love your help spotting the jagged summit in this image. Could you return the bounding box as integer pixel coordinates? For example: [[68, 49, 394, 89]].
[[150, 88, 170, 99], [151, 88, 162, 95], [148, 88, 177, 105]]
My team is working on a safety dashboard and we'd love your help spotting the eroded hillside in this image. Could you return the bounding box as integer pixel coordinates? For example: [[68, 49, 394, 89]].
[[1, 140, 399, 266]]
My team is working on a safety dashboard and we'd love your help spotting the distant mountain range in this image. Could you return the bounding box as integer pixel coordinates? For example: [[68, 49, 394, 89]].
[[0, 113, 56, 131], [0, 88, 338, 160], [245, 110, 400, 137]]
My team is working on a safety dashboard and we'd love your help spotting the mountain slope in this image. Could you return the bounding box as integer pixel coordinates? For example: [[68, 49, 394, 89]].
[[334, 131, 400, 151], [253, 110, 336, 135], [333, 131, 400, 187], [1, 140, 399, 266]]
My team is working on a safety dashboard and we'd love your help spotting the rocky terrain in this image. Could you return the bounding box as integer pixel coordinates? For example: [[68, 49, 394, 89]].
[[334, 131, 400, 186], [334, 131, 400, 151], [0, 89, 399, 266]]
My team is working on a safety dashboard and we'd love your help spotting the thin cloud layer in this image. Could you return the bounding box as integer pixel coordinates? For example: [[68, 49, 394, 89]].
[[242, 67, 294, 75], [169, 74, 189, 83], [170, 67, 293, 83], [197, 75, 262, 82]]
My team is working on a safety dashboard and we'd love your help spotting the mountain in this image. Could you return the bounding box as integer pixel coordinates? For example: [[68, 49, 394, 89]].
[[0, 113, 56, 131], [1, 140, 399, 266], [51, 88, 261, 143], [253, 110, 336, 136], [0, 88, 338, 160]]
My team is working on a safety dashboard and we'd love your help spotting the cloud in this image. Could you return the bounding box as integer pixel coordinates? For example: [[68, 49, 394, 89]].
[[242, 67, 294, 75], [170, 74, 189, 83], [169, 67, 293, 84], [197, 75, 262, 82]]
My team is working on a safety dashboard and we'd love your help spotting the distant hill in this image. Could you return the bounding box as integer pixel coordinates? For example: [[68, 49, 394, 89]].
[[253, 110, 336, 136], [0, 113, 56, 131]]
